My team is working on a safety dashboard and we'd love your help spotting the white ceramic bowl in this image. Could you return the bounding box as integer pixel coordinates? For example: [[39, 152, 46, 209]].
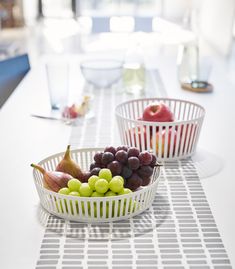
[[32, 148, 161, 223], [80, 59, 123, 88], [115, 98, 205, 161]]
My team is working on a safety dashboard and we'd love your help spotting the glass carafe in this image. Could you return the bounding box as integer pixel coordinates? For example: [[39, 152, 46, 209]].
[[123, 44, 145, 95]]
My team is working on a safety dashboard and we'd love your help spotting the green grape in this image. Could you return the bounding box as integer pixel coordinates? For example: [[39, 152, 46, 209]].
[[69, 191, 80, 196], [88, 175, 99, 191], [91, 203, 101, 218], [68, 178, 82, 192], [91, 191, 104, 197], [58, 187, 70, 195], [117, 201, 126, 216], [112, 175, 124, 185], [98, 168, 112, 182], [118, 188, 132, 204], [67, 192, 80, 215], [56, 199, 68, 214], [117, 200, 138, 216], [79, 183, 93, 197], [118, 188, 132, 196], [91, 203, 97, 217], [102, 204, 111, 218], [127, 200, 137, 213], [109, 177, 124, 193], [105, 190, 117, 197], [95, 179, 109, 194], [76, 201, 90, 215], [92, 203, 110, 218], [69, 200, 78, 215]]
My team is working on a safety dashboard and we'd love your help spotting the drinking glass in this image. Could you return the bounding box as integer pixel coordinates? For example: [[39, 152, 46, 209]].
[[46, 61, 69, 110]]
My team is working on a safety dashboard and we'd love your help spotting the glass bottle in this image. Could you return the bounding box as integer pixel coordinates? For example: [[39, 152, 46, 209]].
[[123, 43, 145, 95], [177, 41, 199, 85]]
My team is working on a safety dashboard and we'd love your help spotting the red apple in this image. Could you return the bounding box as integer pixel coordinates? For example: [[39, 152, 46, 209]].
[[151, 128, 177, 157], [125, 126, 147, 151], [142, 102, 174, 122]]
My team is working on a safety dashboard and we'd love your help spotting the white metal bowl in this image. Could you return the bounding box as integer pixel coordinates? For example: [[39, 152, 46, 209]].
[[115, 98, 205, 161], [32, 148, 161, 223]]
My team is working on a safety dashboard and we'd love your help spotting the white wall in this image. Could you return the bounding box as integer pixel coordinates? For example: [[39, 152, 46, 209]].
[[22, 0, 38, 26]]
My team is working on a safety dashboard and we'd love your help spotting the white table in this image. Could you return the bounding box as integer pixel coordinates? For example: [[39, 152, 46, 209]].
[[0, 52, 234, 269]]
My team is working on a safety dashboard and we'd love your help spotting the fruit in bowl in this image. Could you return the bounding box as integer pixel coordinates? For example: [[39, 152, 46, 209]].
[[125, 127, 147, 151], [89, 146, 158, 191], [31, 163, 73, 192], [125, 101, 176, 156], [178, 123, 198, 153], [31, 145, 158, 193], [56, 145, 84, 179], [126, 101, 197, 158], [151, 128, 177, 157], [31, 145, 160, 218], [142, 102, 174, 122]]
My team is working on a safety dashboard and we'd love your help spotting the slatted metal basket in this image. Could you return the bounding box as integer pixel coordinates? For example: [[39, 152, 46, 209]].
[[115, 98, 205, 161], [32, 148, 161, 223]]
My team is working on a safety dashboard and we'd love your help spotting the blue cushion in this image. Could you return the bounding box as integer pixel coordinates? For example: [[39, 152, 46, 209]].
[[0, 53, 30, 108]]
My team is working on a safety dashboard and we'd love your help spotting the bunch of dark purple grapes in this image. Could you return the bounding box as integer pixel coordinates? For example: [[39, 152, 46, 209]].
[[89, 146, 157, 191]]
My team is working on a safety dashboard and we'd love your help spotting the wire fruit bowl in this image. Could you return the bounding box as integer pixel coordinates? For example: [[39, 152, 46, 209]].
[[115, 98, 205, 161], [32, 148, 161, 223]]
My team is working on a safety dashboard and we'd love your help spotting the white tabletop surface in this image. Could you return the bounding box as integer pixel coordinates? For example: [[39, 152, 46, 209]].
[[0, 51, 234, 268]]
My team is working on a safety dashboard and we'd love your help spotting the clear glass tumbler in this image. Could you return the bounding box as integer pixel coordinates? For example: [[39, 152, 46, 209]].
[[46, 61, 69, 110]]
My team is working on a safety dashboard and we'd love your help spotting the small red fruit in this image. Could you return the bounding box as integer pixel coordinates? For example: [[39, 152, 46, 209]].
[[151, 128, 177, 157], [62, 104, 79, 119], [143, 102, 174, 122]]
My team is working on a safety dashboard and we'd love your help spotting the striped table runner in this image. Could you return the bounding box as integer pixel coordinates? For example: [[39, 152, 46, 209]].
[[35, 70, 231, 269]]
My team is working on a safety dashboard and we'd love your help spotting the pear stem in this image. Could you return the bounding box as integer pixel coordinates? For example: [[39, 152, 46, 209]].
[[64, 145, 71, 160], [31, 163, 46, 174]]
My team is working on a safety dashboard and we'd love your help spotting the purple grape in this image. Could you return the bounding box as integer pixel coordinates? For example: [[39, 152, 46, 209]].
[[90, 167, 101, 176], [104, 146, 116, 155], [101, 152, 114, 165], [94, 152, 103, 164], [90, 162, 100, 170], [150, 154, 157, 167], [127, 147, 140, 157], [137, 165, 153, 178], [116, 145, 129, 152], [138, 151, 153, 165], [107, 161, 122, 176], [126, 173, 143, 191], [121, 166, 133, 179], [128, 157, 140, 170], [141, 177, 151, 186], [80, 171, 91, 183], [115, 150, 128, 163]]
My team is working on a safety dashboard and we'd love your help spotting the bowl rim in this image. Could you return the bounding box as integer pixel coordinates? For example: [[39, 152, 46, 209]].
[[115, 97, 206, 125], [80, 59, 124, 71]]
